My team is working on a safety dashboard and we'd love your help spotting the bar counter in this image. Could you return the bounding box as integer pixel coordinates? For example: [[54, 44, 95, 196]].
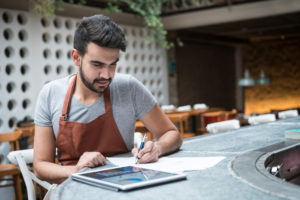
[[51, 117, 300, 200]]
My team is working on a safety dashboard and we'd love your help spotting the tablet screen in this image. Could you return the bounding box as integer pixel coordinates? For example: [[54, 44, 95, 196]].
[[81, 166, 175, 185]]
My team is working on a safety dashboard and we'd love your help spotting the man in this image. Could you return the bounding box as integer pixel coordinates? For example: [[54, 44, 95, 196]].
[[34, 15, 182, 184]]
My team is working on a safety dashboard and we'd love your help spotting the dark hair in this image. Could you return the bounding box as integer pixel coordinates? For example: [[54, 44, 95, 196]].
[[74, 15, 126, 55]]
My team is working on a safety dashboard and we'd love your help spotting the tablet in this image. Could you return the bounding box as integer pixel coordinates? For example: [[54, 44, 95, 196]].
[[72, 166, 186, 191]]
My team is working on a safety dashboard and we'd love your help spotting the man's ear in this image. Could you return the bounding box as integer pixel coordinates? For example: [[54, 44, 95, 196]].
[[72, 49, 81, 66]]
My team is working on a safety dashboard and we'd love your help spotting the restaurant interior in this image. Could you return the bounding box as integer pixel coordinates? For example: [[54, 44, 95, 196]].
[[1, 0, 300, 199]]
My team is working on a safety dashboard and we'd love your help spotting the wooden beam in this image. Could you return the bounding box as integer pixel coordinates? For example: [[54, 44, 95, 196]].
[[162, 0, 300, 30]]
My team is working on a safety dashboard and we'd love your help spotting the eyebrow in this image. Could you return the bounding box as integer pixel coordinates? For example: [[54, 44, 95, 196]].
[[90, 58, 119, 66]]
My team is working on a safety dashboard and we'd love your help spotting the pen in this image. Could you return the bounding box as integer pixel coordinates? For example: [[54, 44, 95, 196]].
[[135, 134, 147, 164]]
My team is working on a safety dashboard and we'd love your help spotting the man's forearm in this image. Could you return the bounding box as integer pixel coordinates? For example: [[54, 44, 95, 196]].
[[156, 129, 182, 157], [34, 161, 76, 184]]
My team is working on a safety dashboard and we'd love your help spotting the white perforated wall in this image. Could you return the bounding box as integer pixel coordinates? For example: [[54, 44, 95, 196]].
[[0, 8, 169, 132]]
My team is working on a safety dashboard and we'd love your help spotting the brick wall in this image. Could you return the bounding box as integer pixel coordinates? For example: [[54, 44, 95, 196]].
[[243, 39, 300, 114]]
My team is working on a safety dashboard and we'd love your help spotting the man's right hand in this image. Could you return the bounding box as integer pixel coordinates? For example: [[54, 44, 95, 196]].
[[75, 152, 106, 172]]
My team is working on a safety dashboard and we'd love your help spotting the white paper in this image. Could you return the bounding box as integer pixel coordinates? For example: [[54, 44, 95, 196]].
[[107, 156, 225, 173]]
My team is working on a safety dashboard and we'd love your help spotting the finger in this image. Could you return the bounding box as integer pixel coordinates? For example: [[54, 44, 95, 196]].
[[131, 148, 138, 156], [138, 141, 153, 158]]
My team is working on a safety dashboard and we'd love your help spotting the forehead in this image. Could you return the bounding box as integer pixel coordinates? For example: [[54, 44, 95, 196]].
[[85, 42, 120, 61]]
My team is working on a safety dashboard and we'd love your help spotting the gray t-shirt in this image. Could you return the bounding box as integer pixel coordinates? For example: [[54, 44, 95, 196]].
[[34, 73, 156, 150]]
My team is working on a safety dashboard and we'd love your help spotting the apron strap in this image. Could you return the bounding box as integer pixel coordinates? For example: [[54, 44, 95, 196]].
[[60, 73, 111, 120], [61, 74, 77, 121]]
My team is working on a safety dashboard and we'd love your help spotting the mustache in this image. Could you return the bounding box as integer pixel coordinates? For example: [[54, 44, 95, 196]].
[[93, 78, 112, 83]]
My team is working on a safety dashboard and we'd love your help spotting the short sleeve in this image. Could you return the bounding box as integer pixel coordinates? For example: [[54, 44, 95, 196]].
[[34, 84, 52, 126], [129, 76, 157, 119]]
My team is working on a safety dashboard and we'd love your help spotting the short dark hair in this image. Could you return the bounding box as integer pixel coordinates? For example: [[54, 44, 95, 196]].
[[74, 15, 126, 55]]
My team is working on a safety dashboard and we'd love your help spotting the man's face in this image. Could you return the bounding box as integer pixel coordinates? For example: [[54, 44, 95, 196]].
[[77, 43, 120, 93]]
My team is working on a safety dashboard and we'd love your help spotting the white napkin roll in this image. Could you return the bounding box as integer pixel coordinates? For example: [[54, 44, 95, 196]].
[[176, 105, 192, 112], [193, 103, 208, 110], [206, 119, 240, 134], [278, 110, 298, 119], [248, 114, 276, 125], [161, 105, 176, 111]]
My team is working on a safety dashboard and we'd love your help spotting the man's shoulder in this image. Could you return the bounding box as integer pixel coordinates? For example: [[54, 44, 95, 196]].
[[40, 75, 70, 95]]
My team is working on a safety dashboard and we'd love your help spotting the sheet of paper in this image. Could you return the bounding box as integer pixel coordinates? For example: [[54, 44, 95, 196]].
[[107, 156, 225, 173]]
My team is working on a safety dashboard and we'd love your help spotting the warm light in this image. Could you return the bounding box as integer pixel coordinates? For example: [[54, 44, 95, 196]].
[[256, 69, 271, 85], [238, 69, 255, 87]]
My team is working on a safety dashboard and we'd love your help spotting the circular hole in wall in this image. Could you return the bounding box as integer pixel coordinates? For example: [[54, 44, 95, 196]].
[[17, 13, 27, 25], [157, 79, 161, 87], [125, 53, 130, 61], [56, 65, 63, 74], [4, 46, 15, 58], [20, 64, 29, 75], [6, 82, 16, 93], [44, 65, 52, 75], [131, 29, 136, 36], [117, 68, 122, 73], [3, 28, 13, 41], [139, 29, 144, 37], [134, 66, 139, 74], [140, 42, 144, 49], [0, 101, 2, 111], [67, 50, 72, 60], [142, 66, 146, 74], [67, 65, 75, 74], [149, 55, 153, 62], [66, 35, 73, 44], [43, 49, 51, 59], [18, 30, 28, 41], [133, 54, 138, 61], [41, 18, 50, 27], [7, 99, 16, 110], [149, 66, 154, 74], [53, 18, 62, 28], [42, 32, 51, 43], [22, 99, 31, 109], [54, 33, 62, 44], [19, 47, 29, 58], [65, 20, 73, 29], [158, 91, 162, 98], [143, 80, 147, 85], [150, 79, 154, 86], [5, 64, 15, 75], [0, 119, 2, 128], [23, 116, 33, 121], [132, 41, 137, 48], [156, 67, 161, 75], [8, 117, 17, 128], [21, 82, 30, 93], [156, 55, 160, 62], [148, 43, 152, 49], [126, 66, 131, 74], [55, 50, 62, 59], [141, 54, 145, 61], [2, 12, 13, 24]]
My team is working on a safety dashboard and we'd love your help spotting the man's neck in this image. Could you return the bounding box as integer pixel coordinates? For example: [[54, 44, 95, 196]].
[[73, 76, 102, 106]]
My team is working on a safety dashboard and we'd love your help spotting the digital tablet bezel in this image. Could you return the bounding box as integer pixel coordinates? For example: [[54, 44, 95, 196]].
[[71, 165, 186, 191]]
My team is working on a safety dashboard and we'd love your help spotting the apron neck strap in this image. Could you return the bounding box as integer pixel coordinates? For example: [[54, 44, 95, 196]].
[[61, 74, 111, 121]]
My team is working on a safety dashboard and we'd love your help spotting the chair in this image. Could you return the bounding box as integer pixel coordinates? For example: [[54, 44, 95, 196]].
[[248, 114, 276, 125], [206, 119, 240, 134], [278, 109, 298, 119], [167, 112, 195, 139], [15, 121, 35, 149], [7, 149, 57, 200], [135, 120, 154, 141], [0, 130, 23, 200]]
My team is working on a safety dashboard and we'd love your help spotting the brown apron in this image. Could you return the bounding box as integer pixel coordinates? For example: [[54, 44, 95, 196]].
[[56, 74, 128, 165]]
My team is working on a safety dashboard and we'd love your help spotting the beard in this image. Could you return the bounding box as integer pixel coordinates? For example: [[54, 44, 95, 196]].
[[79, 62, 112, 94]]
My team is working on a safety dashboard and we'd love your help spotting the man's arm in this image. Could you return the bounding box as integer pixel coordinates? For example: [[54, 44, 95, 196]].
[[33, 125, 106, 184], [132, 104, 182, 163]]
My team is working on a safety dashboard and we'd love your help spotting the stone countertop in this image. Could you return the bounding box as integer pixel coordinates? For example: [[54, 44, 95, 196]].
[[51, 117, 300, 200]]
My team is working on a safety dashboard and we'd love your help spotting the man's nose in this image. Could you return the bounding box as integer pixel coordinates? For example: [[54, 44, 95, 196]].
[[99, 66, 111, 79]]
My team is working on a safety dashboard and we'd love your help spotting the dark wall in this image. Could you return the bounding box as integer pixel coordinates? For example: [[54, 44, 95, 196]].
[[175, 42, 236, 110]]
